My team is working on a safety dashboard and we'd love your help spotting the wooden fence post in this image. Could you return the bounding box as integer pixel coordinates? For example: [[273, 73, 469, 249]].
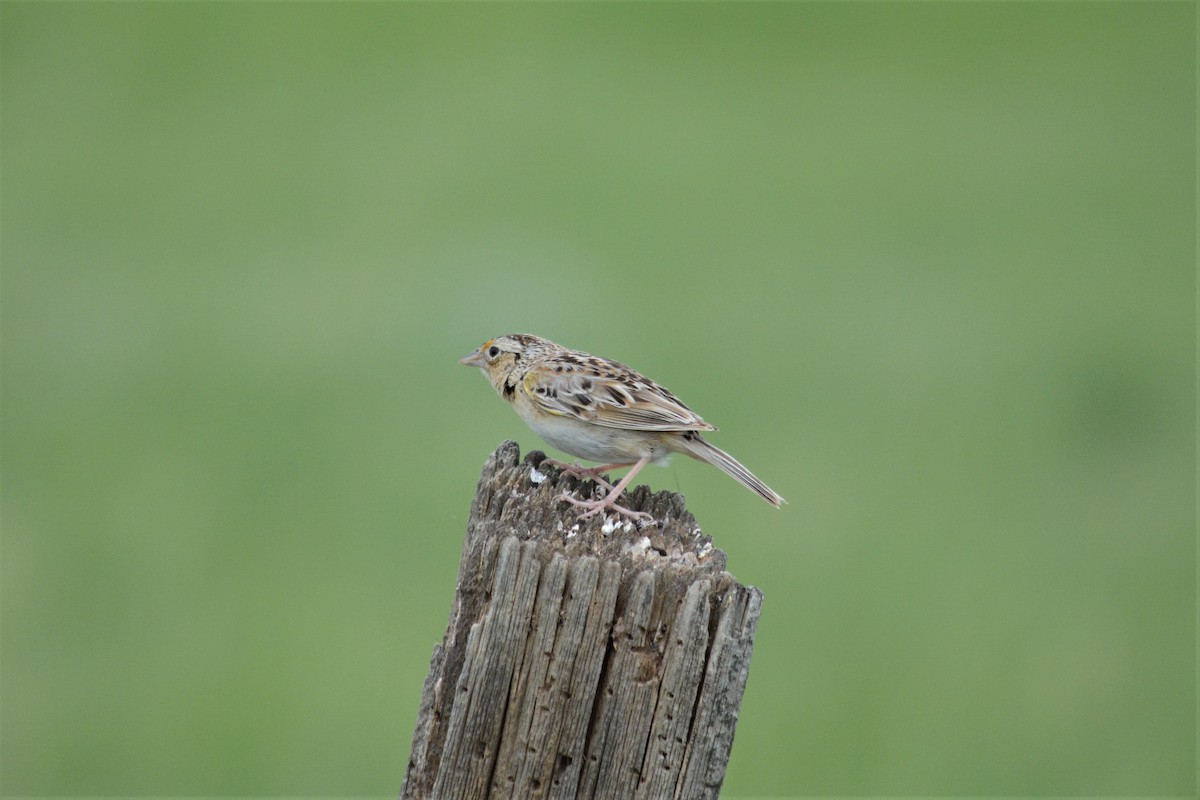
[[400, 441, 763, 800]]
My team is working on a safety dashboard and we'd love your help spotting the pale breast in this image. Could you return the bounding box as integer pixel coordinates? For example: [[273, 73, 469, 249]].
[[514, 397, 673, 465]]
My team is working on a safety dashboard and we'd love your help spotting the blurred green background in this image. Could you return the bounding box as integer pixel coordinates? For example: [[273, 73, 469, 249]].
[[1, 2, 1194, 797]]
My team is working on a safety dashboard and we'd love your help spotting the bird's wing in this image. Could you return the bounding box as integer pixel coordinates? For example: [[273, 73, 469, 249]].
[[522, 356, 715, 432]]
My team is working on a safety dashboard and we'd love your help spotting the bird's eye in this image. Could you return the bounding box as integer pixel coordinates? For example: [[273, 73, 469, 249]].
[[488, 345, 500, 358]]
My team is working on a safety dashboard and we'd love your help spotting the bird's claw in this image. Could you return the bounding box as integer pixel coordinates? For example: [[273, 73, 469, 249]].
[[557, 491, 654, 522]]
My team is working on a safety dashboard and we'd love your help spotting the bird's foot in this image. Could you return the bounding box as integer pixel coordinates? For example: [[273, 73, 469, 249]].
[[558, 491, 654, 522]]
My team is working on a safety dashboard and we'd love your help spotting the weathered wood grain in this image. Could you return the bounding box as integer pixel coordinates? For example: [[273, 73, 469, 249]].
[[401, 441, 763, 800]]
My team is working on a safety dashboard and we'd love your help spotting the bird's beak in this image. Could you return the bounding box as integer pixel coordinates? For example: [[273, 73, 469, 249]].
[[459, 349, 487, 368]]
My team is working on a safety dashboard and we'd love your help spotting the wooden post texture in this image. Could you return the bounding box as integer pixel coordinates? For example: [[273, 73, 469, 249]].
[[400, 441, 763, 800]]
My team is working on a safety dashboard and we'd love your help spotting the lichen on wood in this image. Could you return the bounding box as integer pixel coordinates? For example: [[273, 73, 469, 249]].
[[401, 441, 762, 800]]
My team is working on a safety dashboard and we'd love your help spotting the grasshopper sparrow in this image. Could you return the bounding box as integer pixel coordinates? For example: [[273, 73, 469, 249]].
[[459, 334, 786, 520]]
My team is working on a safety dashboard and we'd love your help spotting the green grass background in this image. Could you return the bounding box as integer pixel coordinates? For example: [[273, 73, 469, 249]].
[[1, 2, 1194, 797]]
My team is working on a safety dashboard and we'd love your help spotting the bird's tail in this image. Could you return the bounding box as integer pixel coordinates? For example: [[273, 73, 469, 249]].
[[674, 433, 786, 508]]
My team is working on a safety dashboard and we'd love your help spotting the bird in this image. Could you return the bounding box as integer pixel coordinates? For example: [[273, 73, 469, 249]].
[[459, 334, 785, 520]]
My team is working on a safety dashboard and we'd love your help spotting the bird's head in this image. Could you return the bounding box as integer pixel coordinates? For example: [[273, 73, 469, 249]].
[[459, 334, 548, 394]]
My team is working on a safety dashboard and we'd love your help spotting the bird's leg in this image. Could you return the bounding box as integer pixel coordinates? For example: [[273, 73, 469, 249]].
[[558, 455, 654, 521], [541, 458, 634, 490]]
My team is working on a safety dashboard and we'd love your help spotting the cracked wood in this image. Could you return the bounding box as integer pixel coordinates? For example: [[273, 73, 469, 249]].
[[401, 441, 763, 800]]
